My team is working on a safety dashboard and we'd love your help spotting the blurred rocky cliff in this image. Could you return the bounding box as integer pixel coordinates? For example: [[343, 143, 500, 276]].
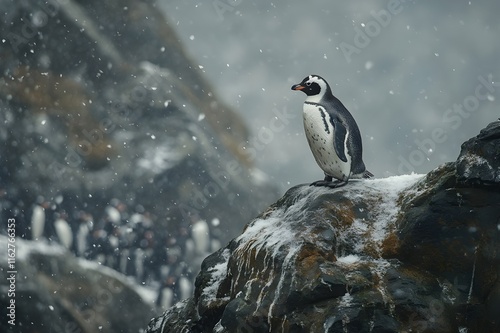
[[1, 0, 279, 331], [0, 236, 157, 333], [1, 0, 278, 244], [147, 119, 500, 333]]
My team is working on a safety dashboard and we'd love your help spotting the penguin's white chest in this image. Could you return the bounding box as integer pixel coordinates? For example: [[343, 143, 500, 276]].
[[302, 103, 351, 180]]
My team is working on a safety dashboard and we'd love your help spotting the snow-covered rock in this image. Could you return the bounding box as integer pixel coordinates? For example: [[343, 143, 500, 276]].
[[456, 119, 500, 184], [0, 236, 157, 333], [147, 120, 500, 333]]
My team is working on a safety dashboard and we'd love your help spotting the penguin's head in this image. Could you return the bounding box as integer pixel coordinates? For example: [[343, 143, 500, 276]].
[[291, 75, 329, 98]]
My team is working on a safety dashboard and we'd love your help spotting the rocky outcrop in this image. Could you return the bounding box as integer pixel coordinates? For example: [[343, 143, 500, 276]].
[[147, 119, 500, 333], [0, 235, 157, 333]]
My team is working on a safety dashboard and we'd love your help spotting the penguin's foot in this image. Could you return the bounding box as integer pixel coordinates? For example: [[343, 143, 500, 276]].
[[310, 180, 348, 188], [310, 180, 330, 187]]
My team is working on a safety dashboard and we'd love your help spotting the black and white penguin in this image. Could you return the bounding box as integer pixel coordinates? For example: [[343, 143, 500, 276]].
[[30, 202, 46, 241], [291, 75, 373, 187], [75, 212, 93, 257], [191, 219, 210, 256], [54, 212, 73, 250]]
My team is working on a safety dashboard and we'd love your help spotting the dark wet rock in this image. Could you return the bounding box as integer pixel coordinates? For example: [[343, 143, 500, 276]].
[[147, 121, 500, 333], [456, 119, 500, 185]]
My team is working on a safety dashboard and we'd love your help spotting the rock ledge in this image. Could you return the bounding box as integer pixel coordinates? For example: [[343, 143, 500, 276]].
[[147, 120, 500, 333]]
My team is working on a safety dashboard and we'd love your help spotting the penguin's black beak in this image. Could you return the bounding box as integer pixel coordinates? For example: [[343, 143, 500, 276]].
[[291, 84, 305, 91]]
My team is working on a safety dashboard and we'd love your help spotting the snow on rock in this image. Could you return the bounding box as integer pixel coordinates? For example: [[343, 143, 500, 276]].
[[201, 248, 231, 302], [191, 174, 427, 331], [457, 152, 494, 178], [336, 254, 360, 265], [6, 236, 66, 262], [1, 236, 157, 306], [233, 173, 423, 267], [77, 256, 158, 306], [456, 119, 500, 184], [148, 120, 500, 333], [0, 235, 158, 332], [341, 174, 424, 255]]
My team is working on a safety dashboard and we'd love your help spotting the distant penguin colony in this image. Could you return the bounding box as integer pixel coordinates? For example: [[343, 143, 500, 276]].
[[292, 75, 373, 187], [24, 194, 220, 311]]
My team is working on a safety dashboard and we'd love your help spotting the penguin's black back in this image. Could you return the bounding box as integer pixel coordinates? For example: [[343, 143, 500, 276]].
[[321, 93, 367, 175]]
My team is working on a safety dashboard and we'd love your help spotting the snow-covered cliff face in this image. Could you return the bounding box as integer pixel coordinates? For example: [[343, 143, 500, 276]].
[[147, 120, 500, 333]]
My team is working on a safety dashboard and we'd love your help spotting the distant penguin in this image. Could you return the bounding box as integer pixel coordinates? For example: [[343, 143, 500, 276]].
[[105, 205, 121, 225], [157, 274, 176, 310], [184, 238, 196, 262], [210, 218, 222, 252], [191, 219, 210, 255], [76, 218, 91, 257], [107, 232, 119, 269], [120, 248, 130, 275], [158, 286, 173, 310], [31, 203, 45, 240], [211, 238, 222, 252], [292, 75, 373, 187], [75, 222, 90, 257], [54, 214, 73, 250], [129, 213, 143, 226], [134, 248, 144, 282], [178, 276, 192, 300]]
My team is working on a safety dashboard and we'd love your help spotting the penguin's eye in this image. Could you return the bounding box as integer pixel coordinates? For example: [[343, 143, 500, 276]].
[[305, 82, 312, 86]]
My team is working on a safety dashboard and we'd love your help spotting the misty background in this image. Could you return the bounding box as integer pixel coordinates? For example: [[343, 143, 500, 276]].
[[161, 0, 500, 190]]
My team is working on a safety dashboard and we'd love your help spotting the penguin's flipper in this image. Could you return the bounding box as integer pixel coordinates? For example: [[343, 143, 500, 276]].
[[330, 117, 348, 163]]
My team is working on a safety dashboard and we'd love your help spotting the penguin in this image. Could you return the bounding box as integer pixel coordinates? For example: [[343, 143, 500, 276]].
[[158, 285, 174, 310], [211, 238, 222, 252], [75, 214, 92, 257], [31, 202, 46, 240], [119, 248, 130, 274], [178, 275, 192, 301], [105, 205, 121, 225], [54, 213, 73, 250], [191, 219, 210, 256], [291, 75, 373, 187], [134, 247, 144, 282], [184, 237, 196, 263], [157, 273, 176, 310]]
